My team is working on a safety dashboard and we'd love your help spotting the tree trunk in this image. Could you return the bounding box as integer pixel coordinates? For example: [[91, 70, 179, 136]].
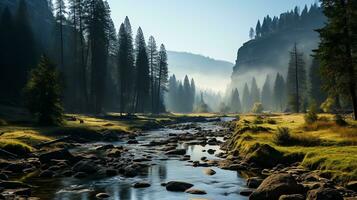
[[342, 0, 357, 120]]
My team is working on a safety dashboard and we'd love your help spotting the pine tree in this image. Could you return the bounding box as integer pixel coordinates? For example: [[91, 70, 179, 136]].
[[24, 56, 63, 126], [190, 78, 196, 110], [249, 27, 255, 39], [124, 16, 135, 112], [147, 36, 158, 112], [87, 0, 110, 113], [250, 77, 260, 104], [255, 20, 261, 38], [316, 0, 357, 119], [183, 75, 192, 112], [261, 74, 272, 110], [54, 0, 67, 68], [230, 88, 242, 113], [309, 57, 327, 106], [242, 83, 251, 112], [167, 75, 178, 112], [134, 27, 150, 112], [156, 44, 168, 113], [273, 73, 286, 112], [287, 43, 307, 113], [117, 23, 130, 114]]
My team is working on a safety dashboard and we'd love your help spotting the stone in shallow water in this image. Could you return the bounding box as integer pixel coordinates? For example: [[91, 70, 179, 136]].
[[96, 192, 110, 199], [132, 182, 151, 188], [203, 168, 216, 176], [166, 181, 193, 192], [185, 188, 207, 195]]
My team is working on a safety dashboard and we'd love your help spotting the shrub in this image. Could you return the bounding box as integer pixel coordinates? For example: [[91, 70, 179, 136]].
[[273, 127, 291, 145], [335, 114, 348, 126], [252, 103, 264, 114], [304, 103, 318, 124]]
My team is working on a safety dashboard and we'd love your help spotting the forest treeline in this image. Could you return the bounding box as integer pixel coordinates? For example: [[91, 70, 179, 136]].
[[229, 1, 357, 119], [0, 0, 169, 115], [249, 4, 323, 39]]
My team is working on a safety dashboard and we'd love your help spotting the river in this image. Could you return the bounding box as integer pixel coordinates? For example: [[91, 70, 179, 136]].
[[25, 119, 249, 200]]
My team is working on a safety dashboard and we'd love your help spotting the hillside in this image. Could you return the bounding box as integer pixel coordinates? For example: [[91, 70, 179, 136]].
[[230, 4, 325, 89], [167, 51, 233, 92]]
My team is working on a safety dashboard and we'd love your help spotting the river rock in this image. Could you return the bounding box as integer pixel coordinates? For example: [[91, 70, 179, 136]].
[[73, 172, 87, 178], [240, 189, 255, 196], [0, 173, 8, 180], [106, 149, 121, 158], [11, 188, 32, 196], [39, 170, 55, 178], [207, 149, 216, 154], [39, 149, 77, 164], [185, 188, 207, 194], [279, 194, 305, 200], [132, 182, 151, 188], [127, 139, 138, 144], [203, 168, 216, 175], [247, 177, 264, 188], [96, 192, 110, 199], [249, 173, 304, 200], [72, 160, 98, 174], [346, 181, 357, 192], [306, 187, 343, 200], [166, 181, 194, 192], [96, 144, 114, 151], [0, 181, 29, 189], [165, 149, 186, 156], [5, 162, 32, 173], [105, 169, 117, 177]]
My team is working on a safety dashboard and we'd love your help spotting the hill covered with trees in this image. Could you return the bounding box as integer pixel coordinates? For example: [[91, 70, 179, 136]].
[[231, 4, 325, 88]]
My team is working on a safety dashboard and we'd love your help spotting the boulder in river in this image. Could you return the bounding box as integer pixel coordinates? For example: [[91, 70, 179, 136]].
[[185, 188, 207, 194], [72, 160, 98, 174], [96, 192, 110, 199], [240, 189, 255, 196], [247, 177, 264, 188], [249, 173, 304, 200], [132, 182, 151, 188], [279, 194, 305, 200], [165, 149, 186, 156], [39, 170, 55, 178], [306, 187, 343, 200], [166, 181, 193, 192], [203, 168, 216, 176], [39, 149, 77, 164], [346, 181, 357, 192]]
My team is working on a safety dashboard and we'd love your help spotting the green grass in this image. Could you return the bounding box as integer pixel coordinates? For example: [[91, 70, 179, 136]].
[[226, 114, 357, 184]]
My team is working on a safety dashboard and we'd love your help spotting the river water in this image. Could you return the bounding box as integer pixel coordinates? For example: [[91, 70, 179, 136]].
[[27, 119, 249, 200]]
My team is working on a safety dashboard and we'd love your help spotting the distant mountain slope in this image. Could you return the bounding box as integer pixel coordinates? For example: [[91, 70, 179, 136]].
[[231, 4, 325, 90], [167, 51, 234, 92]]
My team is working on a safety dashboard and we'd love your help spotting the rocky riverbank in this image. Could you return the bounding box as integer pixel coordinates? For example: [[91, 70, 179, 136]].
[[0, 117, 236, 199], [218, 115, 357, 200]]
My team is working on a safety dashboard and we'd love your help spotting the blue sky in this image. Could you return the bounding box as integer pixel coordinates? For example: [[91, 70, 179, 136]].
[[107, 0, 317, 62]]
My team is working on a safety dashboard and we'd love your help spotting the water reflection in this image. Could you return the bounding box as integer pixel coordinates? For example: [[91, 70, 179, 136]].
[[26, 121, 248, 200]]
